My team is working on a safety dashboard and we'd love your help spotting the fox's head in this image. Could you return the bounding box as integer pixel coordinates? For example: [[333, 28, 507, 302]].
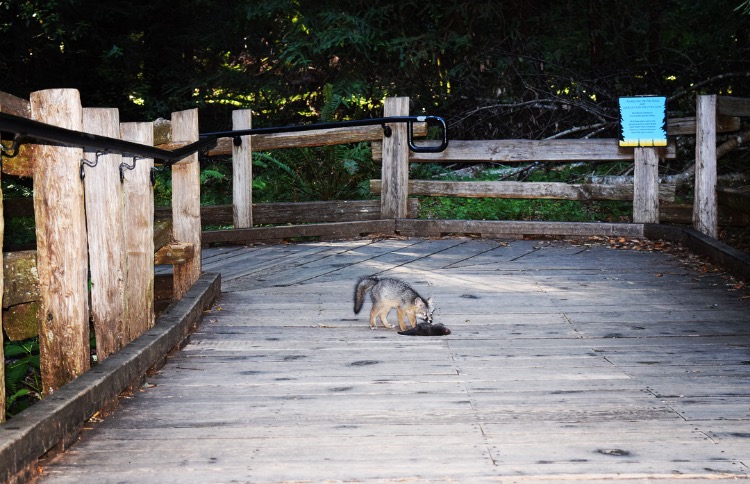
[[415, 297, 435, 324]]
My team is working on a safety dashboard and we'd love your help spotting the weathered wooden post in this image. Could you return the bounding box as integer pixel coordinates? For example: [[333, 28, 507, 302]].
[[82, 108, 128, 362], [171, 109, 202, 299], [30, 89, 90, 395], [121, 122, 155, 337], [1, 152, 4, 422], [633, 147, 660, 223], [232, 109, 253, 228], [694, 94, 718, 238], [380, 97, 410, 219]]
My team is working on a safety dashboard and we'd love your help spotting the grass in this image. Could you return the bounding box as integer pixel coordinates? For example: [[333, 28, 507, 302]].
[[418, 197, 632, 223]]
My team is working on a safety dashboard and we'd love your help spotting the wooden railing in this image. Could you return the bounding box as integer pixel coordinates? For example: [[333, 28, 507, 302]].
[[2, 89, 750, 425], [1, 89, 204, 420]]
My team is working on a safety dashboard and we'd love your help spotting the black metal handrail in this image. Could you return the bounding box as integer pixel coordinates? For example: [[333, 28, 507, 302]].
[[0, 112, 448, 165], [200, 115, 449, 154]]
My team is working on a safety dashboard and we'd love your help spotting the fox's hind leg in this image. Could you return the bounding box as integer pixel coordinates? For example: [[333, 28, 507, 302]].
[[370, 302, 394, 329]]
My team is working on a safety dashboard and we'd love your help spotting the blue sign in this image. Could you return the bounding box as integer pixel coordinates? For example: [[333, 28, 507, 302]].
[[619, 96, 667, 147]]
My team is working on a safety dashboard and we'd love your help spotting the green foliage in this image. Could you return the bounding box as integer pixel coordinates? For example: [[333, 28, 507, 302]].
[[419, 197, 631, 223], [251, 85, 377, 203], [3, 216, 36, 247], [252, 143, 374, 202], [3, 338, 42, 419]]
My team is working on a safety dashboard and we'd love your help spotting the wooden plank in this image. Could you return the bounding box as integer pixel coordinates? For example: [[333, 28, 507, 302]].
[[371, 180, 676, 202], [373, 138, 678, 162], [693, 94, 718, 237], [632, 147, 660, 223], [120, 122, 155, 338], [666, 115, 740, 135], [154, 199, 420, 226], [717, 186, 750, 215], [153, 219, 173, 252], [202, 220, 396, 245], [83, 108, 129, 362], [27, 239, 750, 481], [2, 250, 39, 308], [1, 92, 34, 178], [395, 219, 644, 238], [30, 88, 90, 395], [718, 95, 750, 117], [0, 273, 220, 484], [231, 109, 252, 228], [170, 109, 202, 299], [153, 242, 194, 265], [201, 123, 427, 156], [3, 301, 40, 341], [0, 90, 30, 117]]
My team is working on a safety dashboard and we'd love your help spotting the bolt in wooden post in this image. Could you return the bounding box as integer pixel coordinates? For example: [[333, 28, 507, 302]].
[[30, 89, 90, 395], [121, 122, 155, 337], [232, 109, 253, 228], [694, 94, 718, 238], [82, 108, 128, 361], [171, 109, 201, 299], [633, 147, 660, 223], [381, 97, 410, 219]]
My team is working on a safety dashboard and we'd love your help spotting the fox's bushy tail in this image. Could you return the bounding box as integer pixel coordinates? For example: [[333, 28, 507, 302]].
[[353, 276, 378, 314]]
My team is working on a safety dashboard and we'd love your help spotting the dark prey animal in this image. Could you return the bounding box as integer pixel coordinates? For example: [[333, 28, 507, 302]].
[[398, 322, 451, 336]]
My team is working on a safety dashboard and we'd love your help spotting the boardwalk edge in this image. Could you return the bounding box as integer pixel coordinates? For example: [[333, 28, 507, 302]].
[[0, 272, 221, 483], [645, 224, 750, 282]]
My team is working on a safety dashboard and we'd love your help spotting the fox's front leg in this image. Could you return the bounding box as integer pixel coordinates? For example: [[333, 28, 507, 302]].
[[406, 311, 418, 329], [396, 308, 409, 331]]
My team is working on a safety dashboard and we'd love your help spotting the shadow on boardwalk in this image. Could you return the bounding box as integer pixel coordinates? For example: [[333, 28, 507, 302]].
[[40, 237, 750, 482]]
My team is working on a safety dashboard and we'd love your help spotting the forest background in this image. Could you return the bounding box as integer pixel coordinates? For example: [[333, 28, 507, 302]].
[[1, 0, 750, 217]]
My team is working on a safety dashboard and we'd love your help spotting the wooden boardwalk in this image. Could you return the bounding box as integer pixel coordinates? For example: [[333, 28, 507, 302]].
[[39, 237, 750, 482]]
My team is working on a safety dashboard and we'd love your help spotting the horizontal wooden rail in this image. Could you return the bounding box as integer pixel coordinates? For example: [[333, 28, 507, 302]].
[[1, 198, 421, 226], [666, 115, 740, 135], [717, 186, 750, 215], [717, 96, 750, 117], [200, 123, 426, 156], [370, 180, 676, 202], [373, 139, 677, 163], [155, 199, 420, 226]]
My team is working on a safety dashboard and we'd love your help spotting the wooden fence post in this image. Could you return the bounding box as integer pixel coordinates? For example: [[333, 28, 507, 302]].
[[30, 89, 90, 395], [0, 162, 4, 421], [120, 122, 155, 337], [232, 109, 253, 228], [171, 109, 201, 299], [82, 108, 128, 362], [381, 97, 410, 219], [694, 94, 718, 238], [633, 147, 660, 223]]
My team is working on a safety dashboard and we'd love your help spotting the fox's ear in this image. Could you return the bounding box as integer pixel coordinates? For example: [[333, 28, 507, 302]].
[[427, 297, 434, 310], [414, 297, 426, 308]]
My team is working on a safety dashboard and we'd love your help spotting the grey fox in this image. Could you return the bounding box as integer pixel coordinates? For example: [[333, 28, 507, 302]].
[[353, 276, 434, 330]]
